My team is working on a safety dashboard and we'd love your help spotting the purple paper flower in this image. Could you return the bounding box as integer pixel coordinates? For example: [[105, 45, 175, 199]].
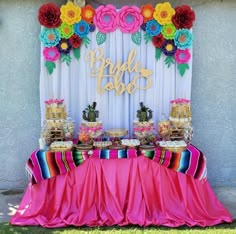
[[161, 40, 177, 56], [57, 39, 72, 54]]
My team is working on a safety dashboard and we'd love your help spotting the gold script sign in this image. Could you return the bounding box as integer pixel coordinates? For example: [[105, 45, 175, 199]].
[[84, 48, 153, 96]]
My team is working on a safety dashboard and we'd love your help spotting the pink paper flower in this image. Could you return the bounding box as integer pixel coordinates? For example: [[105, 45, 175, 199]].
[[118, 6, 143, 33], [93, 4, 118, 33], [174, 48, 191, 64], [43, 47, 60, 62]]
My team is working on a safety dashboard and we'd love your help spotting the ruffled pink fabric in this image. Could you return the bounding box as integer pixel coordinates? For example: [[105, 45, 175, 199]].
[[10, 156, 232, 228]]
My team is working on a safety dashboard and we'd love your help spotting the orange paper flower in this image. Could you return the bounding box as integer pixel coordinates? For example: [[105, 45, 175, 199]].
[[141, 4, 154, 22], [153, 2, 175, 25], [81, 4, 95, 23]]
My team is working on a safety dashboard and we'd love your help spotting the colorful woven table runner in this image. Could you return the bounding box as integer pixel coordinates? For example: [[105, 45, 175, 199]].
[[26, 145, 206, 184]]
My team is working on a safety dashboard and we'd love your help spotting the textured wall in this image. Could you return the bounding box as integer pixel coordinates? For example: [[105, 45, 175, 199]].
[[0, 0, 235, 189], [0, 0, 65, 189]]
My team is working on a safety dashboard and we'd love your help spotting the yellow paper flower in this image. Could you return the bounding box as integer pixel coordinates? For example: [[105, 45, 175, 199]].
[[60, 1, 81, 25], [153, 2, 175, 25]]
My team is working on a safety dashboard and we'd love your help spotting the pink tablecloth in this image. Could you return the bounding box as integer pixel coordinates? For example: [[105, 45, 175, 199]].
[[10, 156, 232, 228]]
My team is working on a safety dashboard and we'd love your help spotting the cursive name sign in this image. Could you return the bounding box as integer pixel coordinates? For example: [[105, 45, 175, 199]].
[[85, 48, 153, 96]]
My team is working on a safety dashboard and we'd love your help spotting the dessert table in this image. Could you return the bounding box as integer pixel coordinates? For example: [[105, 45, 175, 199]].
[[10, 145, 232, 228]]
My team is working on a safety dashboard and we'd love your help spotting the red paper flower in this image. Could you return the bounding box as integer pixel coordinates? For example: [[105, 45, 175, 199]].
[[172, 5, 195, 29], [38, 3, 61, 28], [152, 34, 165, 48], [69, 34, 83, 48]]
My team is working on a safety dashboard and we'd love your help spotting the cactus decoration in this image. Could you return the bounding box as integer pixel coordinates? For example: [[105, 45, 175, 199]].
[[137, 102, 153, 122], [82, 102, 99, 122]]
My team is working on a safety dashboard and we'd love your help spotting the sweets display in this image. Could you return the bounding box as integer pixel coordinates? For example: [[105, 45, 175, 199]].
[[133, 120, 155, 139], [40, 99, 75, 147], [158, 140, 187, 152], [50, 141, 73, 152], [121, 139, 140, 148], [169, 98, 192, 128], [79, 121, 103, 139]]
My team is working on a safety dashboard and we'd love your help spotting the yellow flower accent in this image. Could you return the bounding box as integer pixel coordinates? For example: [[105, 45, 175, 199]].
[[166, 44, 173, 51], [60, 1, 81, 25], [153, 2, 175, 25], [61, 42, 68, 50]]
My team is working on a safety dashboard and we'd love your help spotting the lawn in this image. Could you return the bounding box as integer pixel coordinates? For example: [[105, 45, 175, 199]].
[[0, 221, 235, 234]]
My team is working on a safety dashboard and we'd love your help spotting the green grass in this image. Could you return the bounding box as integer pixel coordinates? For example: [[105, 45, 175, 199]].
[[0, 221, 235, 234]]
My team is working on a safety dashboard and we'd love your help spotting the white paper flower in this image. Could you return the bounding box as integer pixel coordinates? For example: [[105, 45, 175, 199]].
[[74, 0, 86, 7]]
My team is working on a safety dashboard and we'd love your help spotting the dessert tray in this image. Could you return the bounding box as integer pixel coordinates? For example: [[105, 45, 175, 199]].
[[50, 141, 73, 152], [121, 139, 140, 148], [158, 140, 187, 153]]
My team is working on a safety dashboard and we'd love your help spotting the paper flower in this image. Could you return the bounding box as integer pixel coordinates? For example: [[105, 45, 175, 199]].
[[152, 34, 165, 48], [60, 1, 81, 25], [69, 34, 83, 48], [174, 29, 193, 49], [93, 4, 118, 33], [172, 5, 195, 29], [43, 47, 60, 61], [174, 48, 191, 63], [58, 22, 74, 39], [146, 19, 162, 36], [141, 4, 154, 23], [74, 20, 90, 38], [161, 39, 177, 56], [89, 24, 96, 32], [74, 0, 86, 7], [161, 23, 176, 39], [81, 4, 95, 23], [40, 28, 61, 47], [153, 2, 175, 25], [38, 3, 61, 28], [57, 39, 72, 54], [118, 6, 143, 33]]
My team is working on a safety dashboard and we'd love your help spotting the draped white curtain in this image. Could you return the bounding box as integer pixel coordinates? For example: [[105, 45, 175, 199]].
[[40, 28, 192, 137]]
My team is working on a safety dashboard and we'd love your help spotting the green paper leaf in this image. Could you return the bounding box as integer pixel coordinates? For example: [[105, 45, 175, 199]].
[[73, 47, 81, 60], [82, 36, 91, 48], [61, 54, 72, 66], [155, 48, 162, 61], [131, 32, 141, 45], [178, 63, 189, 76], [164, 56, 175, 68], [96, 32, 106, 45], [144, 33, 152, 44], [45, 61, 56, 75]]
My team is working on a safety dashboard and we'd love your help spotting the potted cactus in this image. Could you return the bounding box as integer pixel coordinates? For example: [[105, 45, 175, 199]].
[[137, 102, 152, 122], [82, 102, 99, 122]]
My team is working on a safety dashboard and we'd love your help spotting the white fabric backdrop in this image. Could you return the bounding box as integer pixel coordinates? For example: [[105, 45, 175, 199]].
[[40, 29, 192, 137]]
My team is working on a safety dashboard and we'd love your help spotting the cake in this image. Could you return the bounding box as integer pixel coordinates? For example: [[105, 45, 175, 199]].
[[79, 121, 103, 139], [133, 120, 155, 139], [169, 98, 192, 128]]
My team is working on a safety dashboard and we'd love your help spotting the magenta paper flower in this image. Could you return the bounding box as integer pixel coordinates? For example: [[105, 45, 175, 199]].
[[93, 4, 118, 33], [174, 48, 191, 63], [118, 6, 143, 33], [43, 47, 60, 61]]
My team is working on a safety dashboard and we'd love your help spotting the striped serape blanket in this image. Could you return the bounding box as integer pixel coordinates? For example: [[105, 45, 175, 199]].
[[26, 148, 137, 184], [140, 144, 207, 180], [26, 145, 206, 184]]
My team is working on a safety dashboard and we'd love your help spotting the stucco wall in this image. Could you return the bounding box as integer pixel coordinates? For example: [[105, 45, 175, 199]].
[[0, 0, 235, 189]]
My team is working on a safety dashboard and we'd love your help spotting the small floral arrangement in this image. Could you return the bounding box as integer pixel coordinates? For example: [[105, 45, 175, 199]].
[[44, 98, 64, 105], [170, 98, 190, 104], [38, 2, 195, 76]]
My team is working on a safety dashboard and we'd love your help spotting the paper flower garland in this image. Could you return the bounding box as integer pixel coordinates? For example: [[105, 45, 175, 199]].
[[38, 1, 195, 76]]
